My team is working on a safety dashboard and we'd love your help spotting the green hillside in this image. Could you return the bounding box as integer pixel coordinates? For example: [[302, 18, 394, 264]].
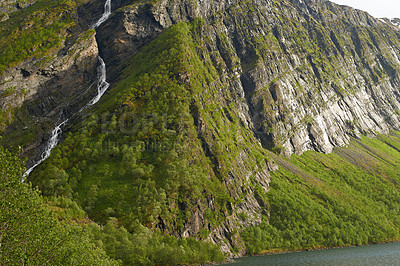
[[244, 133, 400, 254]]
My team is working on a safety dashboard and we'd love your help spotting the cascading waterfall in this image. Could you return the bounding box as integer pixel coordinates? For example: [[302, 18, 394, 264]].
[[86, 57, 109, 106], [23, 0, 112, 179], [78, 57, 109, 112], [23, 120, 68, 177], [92, 0, 111, 29]]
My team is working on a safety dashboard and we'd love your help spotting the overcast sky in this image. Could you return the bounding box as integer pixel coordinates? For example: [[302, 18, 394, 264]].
[[330, 0, 400, 19]]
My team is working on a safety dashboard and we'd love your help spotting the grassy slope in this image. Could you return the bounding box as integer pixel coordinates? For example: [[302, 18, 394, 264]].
[[243, 132, 400, 254]]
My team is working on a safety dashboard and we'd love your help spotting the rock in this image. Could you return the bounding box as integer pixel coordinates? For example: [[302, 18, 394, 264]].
[[0, 0, 36, 14], [0, 30, 99, 166], [0, 13, 9, 22]]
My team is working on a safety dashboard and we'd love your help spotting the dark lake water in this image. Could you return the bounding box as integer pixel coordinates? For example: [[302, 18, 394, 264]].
[[227, 242, 400, 265]]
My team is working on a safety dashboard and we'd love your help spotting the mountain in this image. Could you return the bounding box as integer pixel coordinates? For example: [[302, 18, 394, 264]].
[[2, 0, 400, 263]]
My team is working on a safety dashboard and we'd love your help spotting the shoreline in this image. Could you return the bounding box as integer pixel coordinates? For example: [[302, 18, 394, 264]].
[[213, 239, 400, 265], [258, 239, 400, 256]]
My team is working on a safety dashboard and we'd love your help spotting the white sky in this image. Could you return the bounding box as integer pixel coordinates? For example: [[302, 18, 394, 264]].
[[330, 0, 400, 19]]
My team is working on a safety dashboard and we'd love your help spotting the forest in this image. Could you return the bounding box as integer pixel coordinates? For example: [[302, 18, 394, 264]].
[[0, 146, 224, 264], [243, 134, 400, 254]]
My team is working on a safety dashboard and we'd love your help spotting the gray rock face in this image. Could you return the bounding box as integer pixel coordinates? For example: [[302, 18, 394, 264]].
[[96, 0, 244, 82], [0, 30, 99, 165], [240, 0, 400, 157], [0, 0, 36, 14], [96, 0, 400, 159]]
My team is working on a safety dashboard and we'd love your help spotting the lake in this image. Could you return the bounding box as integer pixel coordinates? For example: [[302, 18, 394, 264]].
[[227, 242, 400, 265]]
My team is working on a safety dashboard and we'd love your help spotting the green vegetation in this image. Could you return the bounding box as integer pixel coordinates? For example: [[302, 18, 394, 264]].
[[28, 16, 269, 232], [87, 221, 224, 265], [0, 147, 118, 265], [243, 133, 400, 254], [1, 145, 224, 265], [27, 21, 230, 264], [0, 0, 78, 73], [0, 107, 14, 131], [31, 22, 228, 228], [22, 8, 400, 261]]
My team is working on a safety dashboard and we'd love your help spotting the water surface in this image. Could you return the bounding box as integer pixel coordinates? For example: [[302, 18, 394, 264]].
[[228, 242, 400, 265]]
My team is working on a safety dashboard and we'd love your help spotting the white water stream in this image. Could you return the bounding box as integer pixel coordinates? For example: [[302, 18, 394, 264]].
[[23, 0, 112, 179], [23, 120, 68, 177], [92, 0, 111, 29], [86, 57, 110, 106]]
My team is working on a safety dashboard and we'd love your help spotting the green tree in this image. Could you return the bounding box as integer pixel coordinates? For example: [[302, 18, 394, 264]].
[[0, 147, 118, 265]]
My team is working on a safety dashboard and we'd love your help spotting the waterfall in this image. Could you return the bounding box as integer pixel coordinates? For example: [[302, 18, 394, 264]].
[[92, 0, 111, 29], [87, 57, 110, 106], [23, 120, 68, 179], [23, 0, 112, 178]]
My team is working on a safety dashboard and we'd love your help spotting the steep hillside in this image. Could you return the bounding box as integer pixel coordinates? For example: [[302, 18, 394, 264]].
[[96, 0, 400, 156], [2, 0, 400, 263], [244, 133, 400, 253], [29, 21, 273, 255], [0, 147, 118, 264], [0, 0, 99, 166]]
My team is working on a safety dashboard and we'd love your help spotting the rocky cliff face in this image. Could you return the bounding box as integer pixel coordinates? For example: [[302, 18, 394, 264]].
[[94, 0, 240, 81], [3, 0, 400, 258], [0, 30, 99, 166], [0, 0, 36, 16], [97, 0, 400, 157]]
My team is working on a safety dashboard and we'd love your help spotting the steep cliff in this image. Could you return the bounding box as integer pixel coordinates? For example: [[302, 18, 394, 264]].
[[0, 0, 99, 166], [3, 0, 400, 262], [96, 0, 400, 157]]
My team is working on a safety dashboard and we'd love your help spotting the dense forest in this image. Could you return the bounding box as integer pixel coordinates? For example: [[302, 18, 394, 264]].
[[1, 146, 224, 264], [0, 147, 117, 264], [244, 133, 400, 254]]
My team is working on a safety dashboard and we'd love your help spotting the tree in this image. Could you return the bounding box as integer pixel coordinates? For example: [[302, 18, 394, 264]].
[[0, 147, 118, 265]]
